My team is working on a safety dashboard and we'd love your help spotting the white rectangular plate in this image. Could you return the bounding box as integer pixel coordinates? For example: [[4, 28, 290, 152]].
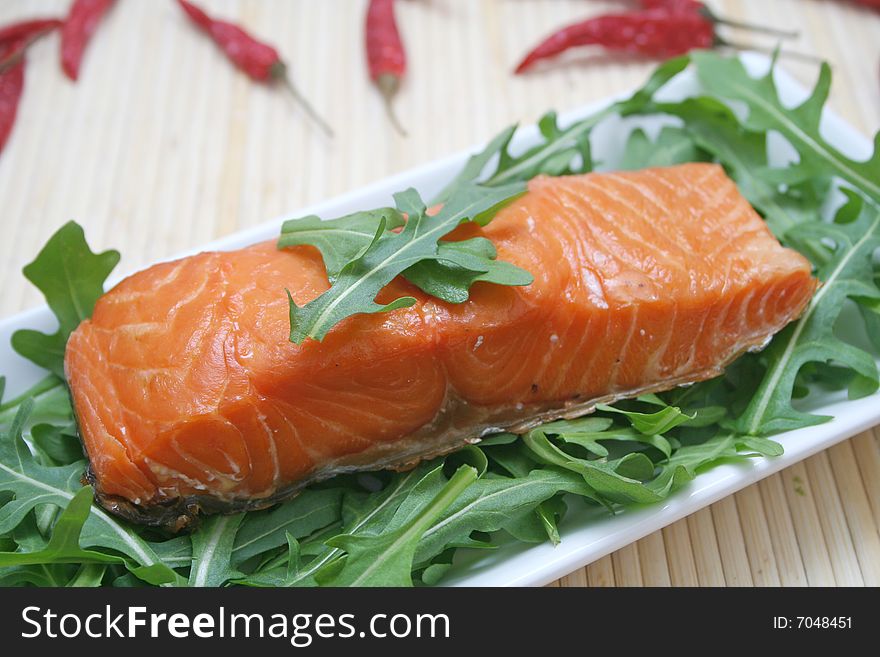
[[1, 54, 876, 587]]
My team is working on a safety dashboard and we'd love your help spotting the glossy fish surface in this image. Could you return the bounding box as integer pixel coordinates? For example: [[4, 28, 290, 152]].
[[64, 164, 817, 528]]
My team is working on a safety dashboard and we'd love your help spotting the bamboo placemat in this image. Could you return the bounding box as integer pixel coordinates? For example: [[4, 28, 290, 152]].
[[0, 0, 877, 587]]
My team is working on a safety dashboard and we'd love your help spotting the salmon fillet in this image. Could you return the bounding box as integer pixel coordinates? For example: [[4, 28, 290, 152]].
[[64, 163, 817, 528]]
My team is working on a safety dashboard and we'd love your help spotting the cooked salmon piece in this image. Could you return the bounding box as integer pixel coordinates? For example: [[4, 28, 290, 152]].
[[64, 163, 817, 528]]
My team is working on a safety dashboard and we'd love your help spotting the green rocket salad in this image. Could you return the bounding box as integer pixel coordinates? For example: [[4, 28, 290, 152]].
[[0, 51, 878, 587]]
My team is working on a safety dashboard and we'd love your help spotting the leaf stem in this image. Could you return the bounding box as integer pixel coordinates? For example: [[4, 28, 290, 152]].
[[0, 374, 64, 419], [344, 465, 477, 586], [284, 469, 423, 585]]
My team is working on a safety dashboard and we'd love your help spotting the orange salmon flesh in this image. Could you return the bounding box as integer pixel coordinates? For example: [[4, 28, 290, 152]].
[[64, 164, 817, 527]]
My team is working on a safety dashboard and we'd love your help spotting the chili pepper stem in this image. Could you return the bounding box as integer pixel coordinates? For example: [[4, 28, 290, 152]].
[[270, 62, 334, 138], [377, 73, 407, 137], [702, 8, 799, 39]]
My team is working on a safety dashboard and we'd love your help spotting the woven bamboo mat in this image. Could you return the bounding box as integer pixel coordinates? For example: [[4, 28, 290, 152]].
[[0, 0, 877, 587]]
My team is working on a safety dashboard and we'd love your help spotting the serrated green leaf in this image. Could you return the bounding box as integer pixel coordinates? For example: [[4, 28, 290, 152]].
[[523, 430, 662, 505], [232, 488, 342, 565], [737, 436, 785, 457], [0, 402, 183, 584], [414, 469, 589, 564], [30, 422, 83, 466], [484, 442, 538, 478], [283, 465, 434, 586], [0, 375, 73, 431], [536, 417, 615, 435], [11, 222, 119, 377], [278, 205, 531, 308], [735, 201, 880, 435], [287, 182, 525, 343], [475, 110, 594, 189], [692, 51, 880, 204], [403, 237, 533, 303], [620, 126, 706, 170], [0, 564, 74, 586], [278, 208, 405, 282], [320, 465, 478, 587], [596, 403, 694, 435], [477, 432, 519, 447], [432, 125, 518, 203], [284, 533, 300, 580], [562, 428, 672, 460], [431, 55, 689, 200], [0, 487, 121, 567], [419, 560, 454, 587], [680, 405, 727, 428]]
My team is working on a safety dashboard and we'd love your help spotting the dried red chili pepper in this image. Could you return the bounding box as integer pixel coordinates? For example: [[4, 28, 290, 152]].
[[0, 16, 61, 154], [639, 0, 798, 37], [60, 0, 116, 81], [0, 39, 27, 155], [366, 0, 407, 136], [177, 0, 332, 137], [0, 18, 63, 45], [0, 18, 63, 73], [515, 10, 714, 73]]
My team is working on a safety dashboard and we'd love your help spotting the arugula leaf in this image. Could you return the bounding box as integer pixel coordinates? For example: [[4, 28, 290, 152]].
[[431, 125, 518, 203], [67, 563, 108, 587], [620, 126, 707, 170], [11, 222, 119, 378], [0, 375, 72, 431], [413, 468, 593, 565], [734, 198, 880, 434], [525, 397, 784, 506], [432, 55, 691, 199], [655, 96, 829, 242], [287, 183, 525, 343], [403, 237, 533, 304], [0, 487, 120, 567], [278, 208, 405, 282], [562, 427, 672, 460], [279, 209, 532, 308], [188, 514, 244, 587], [283, 533, 300, 581], [232, 488, 342, 565], [692, 51, 880, 204], [0, 402, 182, 584], [523, 430, 663, 505], [0, 401, 86, 535], [535, 497, 565, 546], [861, 303, 880, 353], [0, 564, 74, 586], [596, 403, 695, 435], [319, 465, 478, 586], [483, 442, 538, 478], [30, 422, 83, 466], [149, 536, 192, 570], [532, 417, 672, 459], [433, 110, 592, 201], [276, 465, 435, 586]]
